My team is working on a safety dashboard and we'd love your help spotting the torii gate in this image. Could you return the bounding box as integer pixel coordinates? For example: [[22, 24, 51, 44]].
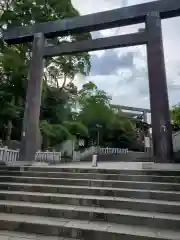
[[1, 0, 179, 162], [111, 104, 151, 123]]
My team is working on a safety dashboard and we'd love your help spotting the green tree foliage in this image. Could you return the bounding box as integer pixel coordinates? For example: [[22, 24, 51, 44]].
[[0, 1, 140, 150], [76, 82, 137, 149], [63, 121, 88, 138], [0, 0, 91, 83], [0, 0, 91, 145], [171, 104, 180, 131]]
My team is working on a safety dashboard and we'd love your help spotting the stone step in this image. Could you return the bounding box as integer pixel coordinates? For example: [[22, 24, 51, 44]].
[[1, 166, 180, 176], [0, 182, 180, 201], [0, 230, 78, 240], [0, 170, 179, 183], [1, 176, 180, 191], [1, 190, 180, 215], [23, 167, 180, 176], [0, 212, 179, 239], [1, 200, 180, 230]]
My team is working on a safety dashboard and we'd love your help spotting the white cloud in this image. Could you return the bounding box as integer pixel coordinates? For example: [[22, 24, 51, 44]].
[[73, 73, 88, 90], [72, 0, 180, 110]]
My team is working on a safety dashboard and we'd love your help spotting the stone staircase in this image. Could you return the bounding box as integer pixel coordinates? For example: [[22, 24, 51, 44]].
[[0, 166, 180, 239]]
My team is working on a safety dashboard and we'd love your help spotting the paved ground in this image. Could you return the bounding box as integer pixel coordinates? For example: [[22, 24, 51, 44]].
[[0, 231, 69, 239], [32, 161, 180, 171]]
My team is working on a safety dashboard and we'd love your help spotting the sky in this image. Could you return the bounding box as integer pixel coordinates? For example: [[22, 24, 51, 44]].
[[71, 0, 180, 113]]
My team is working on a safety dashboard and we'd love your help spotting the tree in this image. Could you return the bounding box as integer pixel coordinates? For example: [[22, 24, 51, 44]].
[[76, 82, 138, 149], [171, 104, 180, 131], [1, 0, 91, 85], [0, 0, 92, 145], [0, 88, 23, 141], [0, 1, 142, 151], [77, 82, 112, 124], [40, 120, 71, 149], [63, 121, 88, 138], [76, 82, 112, 143]]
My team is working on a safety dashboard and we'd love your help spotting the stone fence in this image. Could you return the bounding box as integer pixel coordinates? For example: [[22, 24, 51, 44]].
[[0, 147, 62, 165]]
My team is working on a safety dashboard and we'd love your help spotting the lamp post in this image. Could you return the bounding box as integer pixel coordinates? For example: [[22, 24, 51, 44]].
[[96, 124, 102, 161]]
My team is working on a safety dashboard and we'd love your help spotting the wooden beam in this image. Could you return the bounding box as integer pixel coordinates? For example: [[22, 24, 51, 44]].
[[43, 32, 147, 57], [3, 0, 180, 44]]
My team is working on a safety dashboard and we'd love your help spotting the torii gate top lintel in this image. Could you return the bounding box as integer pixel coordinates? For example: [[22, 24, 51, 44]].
[[111, 104, 151, 114], [2, 0, 180, 44]]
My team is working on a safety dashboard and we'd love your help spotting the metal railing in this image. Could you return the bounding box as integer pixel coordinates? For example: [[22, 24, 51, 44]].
[[99, 148, 128, 154], [73, 147, 128, 161]]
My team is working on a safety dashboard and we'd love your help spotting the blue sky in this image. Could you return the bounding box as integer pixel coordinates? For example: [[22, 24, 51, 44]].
[[71, 0, 180, 110]]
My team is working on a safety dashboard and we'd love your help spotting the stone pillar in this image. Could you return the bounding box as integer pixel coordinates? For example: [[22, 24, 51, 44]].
[[146, 12, 173, 162], [19, 33, 44, 162]]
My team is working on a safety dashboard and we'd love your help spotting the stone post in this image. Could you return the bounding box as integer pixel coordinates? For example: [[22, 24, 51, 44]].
[[19, 33, 44, 162], [146, 12, 173, 162]]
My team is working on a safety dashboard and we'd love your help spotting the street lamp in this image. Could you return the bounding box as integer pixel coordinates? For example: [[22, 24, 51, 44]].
[[96, 124, 102, 161]]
